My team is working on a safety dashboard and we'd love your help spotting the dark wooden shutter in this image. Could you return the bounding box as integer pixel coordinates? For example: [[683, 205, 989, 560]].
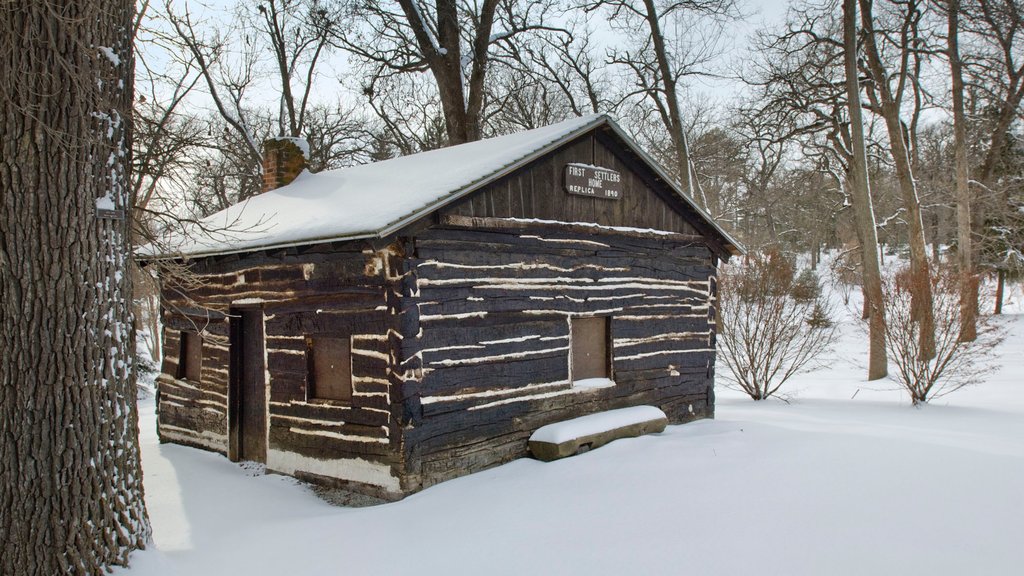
[[178, 331, 202, 382], [571, 317, 610, 380], [308, 337, 352, 402]]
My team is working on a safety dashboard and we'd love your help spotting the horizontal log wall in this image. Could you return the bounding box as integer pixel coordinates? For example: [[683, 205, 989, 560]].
[[399, 224, 717, 490], [157, 241, 406, 495], [158, 310, 230, 452]]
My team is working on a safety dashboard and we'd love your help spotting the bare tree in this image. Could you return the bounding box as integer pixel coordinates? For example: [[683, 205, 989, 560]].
[[584, 0, 741, 205], [335, 0, 567, 145], [845, 0, 888, 379], [361, 73, 450, 155], [132, 2, 207, 362], [734, 109, 790, 247], [158, 0, 371, 209], [487, 18, 614, 132], [881, 266, 1003, 404], [689, 124, 747, 226], [133, 1, 204, 223], [963, 0, 1024, 186], [744, 0, 888, 378], [857, 0, 937, 359], [505, 19, 612, 117], [167, 3, 265, 168], [486, 66, 577, 131], [257, 0, 336, 137], [170, 0, 340, 140], [945, 0, 979, 340], [958, 0, 1024, 315], [1, 1, 150, 573], [718, 252, 837, 401]]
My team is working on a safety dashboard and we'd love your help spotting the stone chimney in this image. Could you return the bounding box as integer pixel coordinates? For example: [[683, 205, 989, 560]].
[[262, 137, 308, 192]]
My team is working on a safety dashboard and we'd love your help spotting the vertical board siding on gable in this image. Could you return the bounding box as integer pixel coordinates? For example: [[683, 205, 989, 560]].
[[439, 133, 698, 237], [156, 243, 404, 480], [400, 225, 716, 490]]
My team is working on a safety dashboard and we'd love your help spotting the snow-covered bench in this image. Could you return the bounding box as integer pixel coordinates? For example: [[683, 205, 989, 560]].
[[528, 406, 668, 462]]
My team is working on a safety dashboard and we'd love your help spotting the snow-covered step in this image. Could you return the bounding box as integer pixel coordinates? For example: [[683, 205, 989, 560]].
[[528, 406, 668, 462]]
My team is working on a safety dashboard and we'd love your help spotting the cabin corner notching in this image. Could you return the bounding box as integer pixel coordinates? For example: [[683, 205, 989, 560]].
[[145, 114, 742, 500]]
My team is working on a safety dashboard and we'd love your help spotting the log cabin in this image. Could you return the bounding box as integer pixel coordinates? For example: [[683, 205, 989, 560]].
[[141, 114, 743, 500]]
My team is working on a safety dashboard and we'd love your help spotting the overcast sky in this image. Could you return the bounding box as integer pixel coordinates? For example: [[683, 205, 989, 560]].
[[147, 0, 800, 119]]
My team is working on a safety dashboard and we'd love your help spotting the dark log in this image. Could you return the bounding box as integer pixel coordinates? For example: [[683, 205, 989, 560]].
[[270, 401, 390, 427], [268, 427, 394, 459], [439, 214, 707, 245]]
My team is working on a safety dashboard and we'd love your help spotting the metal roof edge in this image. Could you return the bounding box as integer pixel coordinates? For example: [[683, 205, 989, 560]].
[[142, 112, 745, 261], [600, 120, 746, 257], [375, 114, 612, 239], [140, 115, 611, 261], [138, 230, 379, 261], [380, 114, 745, 257]]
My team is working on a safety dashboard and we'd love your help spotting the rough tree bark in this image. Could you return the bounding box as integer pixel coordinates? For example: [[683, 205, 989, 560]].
[[844, 0, 888, 379], [948, 0, 978, 341], [1, 1, 151, 574]]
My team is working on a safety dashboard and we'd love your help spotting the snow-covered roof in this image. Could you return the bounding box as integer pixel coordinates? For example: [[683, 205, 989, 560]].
[[142, 114, 741, 259]]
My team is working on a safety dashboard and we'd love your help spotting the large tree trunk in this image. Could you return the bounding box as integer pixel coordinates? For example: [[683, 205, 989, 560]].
[[844, 0, 888, 380], [948, 0, 978, 341], [397, 0, 497, 145], [642, 0, 699, 204], [1, 2, 150, 574], [859, 0, 936, 360]]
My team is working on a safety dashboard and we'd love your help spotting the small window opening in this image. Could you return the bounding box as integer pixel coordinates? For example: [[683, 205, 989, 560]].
[[307, 336, 353, 402], [571, 316, 611, 383], [177, 331, 202, 382]]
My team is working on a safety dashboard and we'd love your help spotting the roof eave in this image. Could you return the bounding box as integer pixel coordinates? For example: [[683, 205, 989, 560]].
[[137, 230, 380, 262], [600, 121, 746, 258], [375, 115, 612, 240], [141, 113, 746, 261]]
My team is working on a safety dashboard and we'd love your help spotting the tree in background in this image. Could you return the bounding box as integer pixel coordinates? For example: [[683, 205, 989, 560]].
[[957, 0, 1024, 315], [689, 124, 747, 226], [717, 252, 837, 400], [334, 0, 569, 145], [743, 0, 888, 378], [1, 1, 150, 574], [845, 0, 888, 378], [857, 0, 937, 360], [978, 141, 1024, 314], [881, 265, 1003, 404], [583, 0, 741, 206], [946, 0, 978, 340], [161, 0, 370, 210], [962, 0, 1024, 187], [487, 16, 612, 131]]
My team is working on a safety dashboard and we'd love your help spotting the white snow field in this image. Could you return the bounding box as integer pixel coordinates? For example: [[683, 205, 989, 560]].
[[119, 287, 1024, 576]]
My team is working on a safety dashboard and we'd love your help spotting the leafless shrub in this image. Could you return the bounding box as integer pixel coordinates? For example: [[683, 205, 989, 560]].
[[828, 246, 862, 307], [881, 265, 1004, 404], [717, 252, 837, 400]]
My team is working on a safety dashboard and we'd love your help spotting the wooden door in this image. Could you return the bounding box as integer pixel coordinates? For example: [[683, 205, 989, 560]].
[[571, 316, 610, 381], [229, 307, 267, 463]]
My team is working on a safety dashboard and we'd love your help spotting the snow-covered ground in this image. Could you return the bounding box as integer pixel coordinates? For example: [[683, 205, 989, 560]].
[[119, 282, 1024, 576]]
